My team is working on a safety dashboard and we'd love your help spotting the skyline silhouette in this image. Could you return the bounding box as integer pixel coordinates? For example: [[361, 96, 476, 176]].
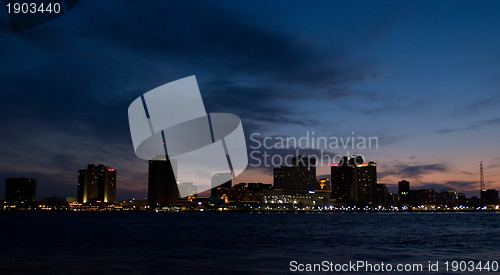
[[1, 1, 500, 200]]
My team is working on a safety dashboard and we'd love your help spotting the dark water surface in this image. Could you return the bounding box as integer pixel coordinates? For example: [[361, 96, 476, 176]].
[[1, 212, 500, 274]]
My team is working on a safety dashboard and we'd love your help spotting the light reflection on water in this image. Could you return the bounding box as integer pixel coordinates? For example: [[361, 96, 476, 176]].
[[1, 212, 500, 274]]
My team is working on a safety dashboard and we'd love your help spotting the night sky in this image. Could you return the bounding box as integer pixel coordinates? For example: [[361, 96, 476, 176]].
[[1, 0, 500, 200]]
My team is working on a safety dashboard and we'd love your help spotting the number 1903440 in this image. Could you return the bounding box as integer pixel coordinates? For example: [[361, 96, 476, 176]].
[[5, 2, 61, 14], [444, 261, 499, 272]]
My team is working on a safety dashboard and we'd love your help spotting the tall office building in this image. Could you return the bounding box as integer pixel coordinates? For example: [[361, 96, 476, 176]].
[[292, 156, 316, 179], [77, 164, 116, 203], [273, 166, 317, 193], [331, 156, 354, 202], [376, 184, 388, 205], [481, 189, 499, 205], [5, 178, 36, 202], [148, 159, 179, 207], [398, 180, 410, 195], [331, 155, 377, 204], [272, 156, 317, 193], [398, 180, 410, 204]]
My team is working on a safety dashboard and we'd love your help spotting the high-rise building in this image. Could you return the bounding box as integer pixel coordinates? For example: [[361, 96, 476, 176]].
[[331, 156, 354, 202], [292, 156, 316, 179], [481, 189, 499, 205], [398, 180, 410, 204], [77, 164, 116, 203], [273, 166, 317, 193], [376, 184, 388, 205], [354, 161, 377, 204], [148, 159, 179, 207], [5, 178, 36, 202], [398, 180, 410, 195], [330, 156, 377, 204], [272, 156, 317, 194]]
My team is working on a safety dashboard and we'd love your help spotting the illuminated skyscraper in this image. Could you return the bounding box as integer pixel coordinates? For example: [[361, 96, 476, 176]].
[[354, 161, 377, 204], [5, 178, 36, 203], [148, 159, 179, 207], [77, 164, 116, 203], [331, 156, 377, 204]]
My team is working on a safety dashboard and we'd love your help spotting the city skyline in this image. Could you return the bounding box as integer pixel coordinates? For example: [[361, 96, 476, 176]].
[[3, 155, 497, 210], [2, 1, 500, 200], [2, 156, 493, 204]]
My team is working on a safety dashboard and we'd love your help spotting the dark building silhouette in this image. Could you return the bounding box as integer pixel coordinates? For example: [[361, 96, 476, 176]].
[[415, 189, 436, 205], [376, 184, 388, 205], [481, 189, 499, 205], [331, 156, 377, 204], [292, 156, 316, 179], [211, 172, 232, 198], [273, 166, 317, 193], [226, 182, 250, 202], [77, 164, 116, 203], [331, 157, 354, 202], [398, 180, 410, 204], [247, 182, 272, 193], [272, 156, 317, 193], [398, 180, 410, 194], [437, 191, 459, 206], [148, 159, 179, 207], [5, 178, 36, 203]]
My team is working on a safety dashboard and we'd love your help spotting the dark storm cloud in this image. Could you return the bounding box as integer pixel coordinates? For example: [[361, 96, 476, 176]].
[[0, 1, 377, 198], [415, 183, 453, 192], [435, 117, 500, 134], [201, 83, 319, 134], [450, 95, 500, 118], [69, 1, 372, 130], [418, 181, 477, 192], [1, 0, 374, 135], [393, 163, 448, 178], [445, 180, 477, 190]]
